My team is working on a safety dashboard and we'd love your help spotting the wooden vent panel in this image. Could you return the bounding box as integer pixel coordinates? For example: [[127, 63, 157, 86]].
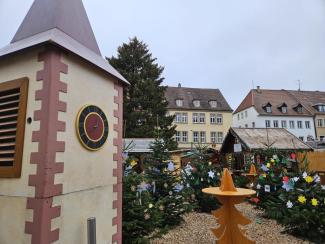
[[0, 78, 28, 178]]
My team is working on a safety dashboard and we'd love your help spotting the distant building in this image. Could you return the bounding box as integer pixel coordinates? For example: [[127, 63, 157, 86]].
[[288, 90, 325, 141], [232, 87, 321, 142], [165, 84, 233, 149]]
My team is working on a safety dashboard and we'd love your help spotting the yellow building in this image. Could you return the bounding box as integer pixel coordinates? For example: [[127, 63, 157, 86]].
[[165, 85, 233, 150]]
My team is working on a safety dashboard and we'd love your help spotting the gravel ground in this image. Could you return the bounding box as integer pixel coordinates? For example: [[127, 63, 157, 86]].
[[151, 202, 311, 244]]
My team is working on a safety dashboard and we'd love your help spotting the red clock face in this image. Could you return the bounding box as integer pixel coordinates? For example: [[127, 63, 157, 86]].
[[85, 113, 104, 142], [77, 105, 109, 150]]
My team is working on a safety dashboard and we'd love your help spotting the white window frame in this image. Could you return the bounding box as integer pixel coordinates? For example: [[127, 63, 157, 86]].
[[175, 131, 181, 142], [209, 100, 217, 108], [181, 113, 188, 123], [200, 131, 206, 143], [305, 121, 310, 129], [317, 119, 323, 127], [182, 131, 188, 143], [193, 113, 199, 123], [281, 106, 287, 113], [216, 114, 223, 125], [297, 121, 303, 129], [281, 120, 287, 128], [176, 99, 183, 107], [210, 113, 216, 124], [266, 106, 272, 113], [217, 132, 223, 143], [199, 113, 205, 123], [193, 100, 200, 107], [289, 120, 295, 129], [193, 131, 199, 143], [175, 112, 182, 123], [265, 120, 271, 128], [211, 132, 216, 143], [273, 120, 279, 128]]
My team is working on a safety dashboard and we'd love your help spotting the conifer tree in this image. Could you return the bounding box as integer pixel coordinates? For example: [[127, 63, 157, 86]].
[[108, 37, 177, 150], [145, 135, 192, 229]]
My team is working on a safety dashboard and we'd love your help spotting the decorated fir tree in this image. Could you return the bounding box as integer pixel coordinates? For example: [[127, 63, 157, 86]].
[[181, 146, 222, 212], [108, 37, 177, 150], [145, 137, 192, 230]]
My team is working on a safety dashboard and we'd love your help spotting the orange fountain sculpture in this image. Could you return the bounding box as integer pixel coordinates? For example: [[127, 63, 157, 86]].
[[202, 168, 256, 244]]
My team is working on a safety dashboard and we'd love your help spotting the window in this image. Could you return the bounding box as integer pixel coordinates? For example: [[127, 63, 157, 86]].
[[299, 136, 304, 141], [199, 113, 205, 123], [216, 114, 223, 125], [273, 120, 279, 128], [252, 122, 255, 128], [210, 113, 216, 124], [237, 114, 240, 120], [211, 132, 216, 143], [281, 106, 288, 113], [317, 105, 325, 112], [265, 120, 271, 128], [305, 121, 310, 129], [295, 105, 303, 113], [209, 100, 217, 108], [175, 113, 182, 123], [193, 113, 205, 123], [297, 121, 303, 129], [175, 131, 181, 142], [0, 78, 28, 178], [193, 113, 199, 123], [317, 119, 323, 127], [193, 100, 200, 107], [176, 99, 183, 107], [217, 132, 223, 143], [200, 131, 206, 143], [245, 111, 248, 118], [289, 120, 295, 129], [320, 136, 324, 141], [193, 131, 199, 143], [182, 113, 188, 123], [245, 124, 248, 128], [266, 106, 272, 113], [241, 113, 244, 119], [182, 131, 188, 143], [281, 120, 287, 128]]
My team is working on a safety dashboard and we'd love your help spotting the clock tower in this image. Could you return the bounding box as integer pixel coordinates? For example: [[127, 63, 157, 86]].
[[0, 0, 127, 243]]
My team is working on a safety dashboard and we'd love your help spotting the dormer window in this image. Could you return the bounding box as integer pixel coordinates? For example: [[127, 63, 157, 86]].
[[193, 100, 200, 107], [263, 103, 272, 113], [293, 104, 303, 113], [176, 99, 183, 107], [318, 105, 325, 112], [209, 100, 217, 108], [278, 103, 288, 114], [314, 104, 325, 112]]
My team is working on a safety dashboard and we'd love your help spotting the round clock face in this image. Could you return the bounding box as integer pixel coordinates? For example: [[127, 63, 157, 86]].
[[76, 105, 109, 151]]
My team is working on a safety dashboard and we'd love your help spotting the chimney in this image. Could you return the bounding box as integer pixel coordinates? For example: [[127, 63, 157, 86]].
[[178, 83, 181, 88], [256, 86, 261, 93]]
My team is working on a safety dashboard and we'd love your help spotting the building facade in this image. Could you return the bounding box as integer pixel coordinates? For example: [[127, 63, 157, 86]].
[[232, 87, 325, 142], [165, 85, 233, 149]]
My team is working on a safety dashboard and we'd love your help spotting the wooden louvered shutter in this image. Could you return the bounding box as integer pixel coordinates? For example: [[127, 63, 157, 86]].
[[0, 78, 28, 178]]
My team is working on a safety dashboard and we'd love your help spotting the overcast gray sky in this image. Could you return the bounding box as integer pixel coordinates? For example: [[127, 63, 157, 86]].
[[1, 0, 325, 110]]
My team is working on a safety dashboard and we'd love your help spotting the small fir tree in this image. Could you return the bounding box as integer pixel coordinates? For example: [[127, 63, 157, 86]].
[[122, 156, 161, 243], [108, 37, 177, 150], [181, 145, 222, 213], [145, 136, 192, 230]]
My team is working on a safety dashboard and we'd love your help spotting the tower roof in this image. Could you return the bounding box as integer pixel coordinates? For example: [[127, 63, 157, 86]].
[[12, 0, 101, 55], [0, 0, 129, 85]]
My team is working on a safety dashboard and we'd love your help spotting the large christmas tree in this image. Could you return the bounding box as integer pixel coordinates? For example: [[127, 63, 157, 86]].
[[108, 37, 177, 150]]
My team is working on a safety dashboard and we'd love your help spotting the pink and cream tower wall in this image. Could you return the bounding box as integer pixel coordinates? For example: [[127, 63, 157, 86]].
[[0, 0, 128, 243]]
